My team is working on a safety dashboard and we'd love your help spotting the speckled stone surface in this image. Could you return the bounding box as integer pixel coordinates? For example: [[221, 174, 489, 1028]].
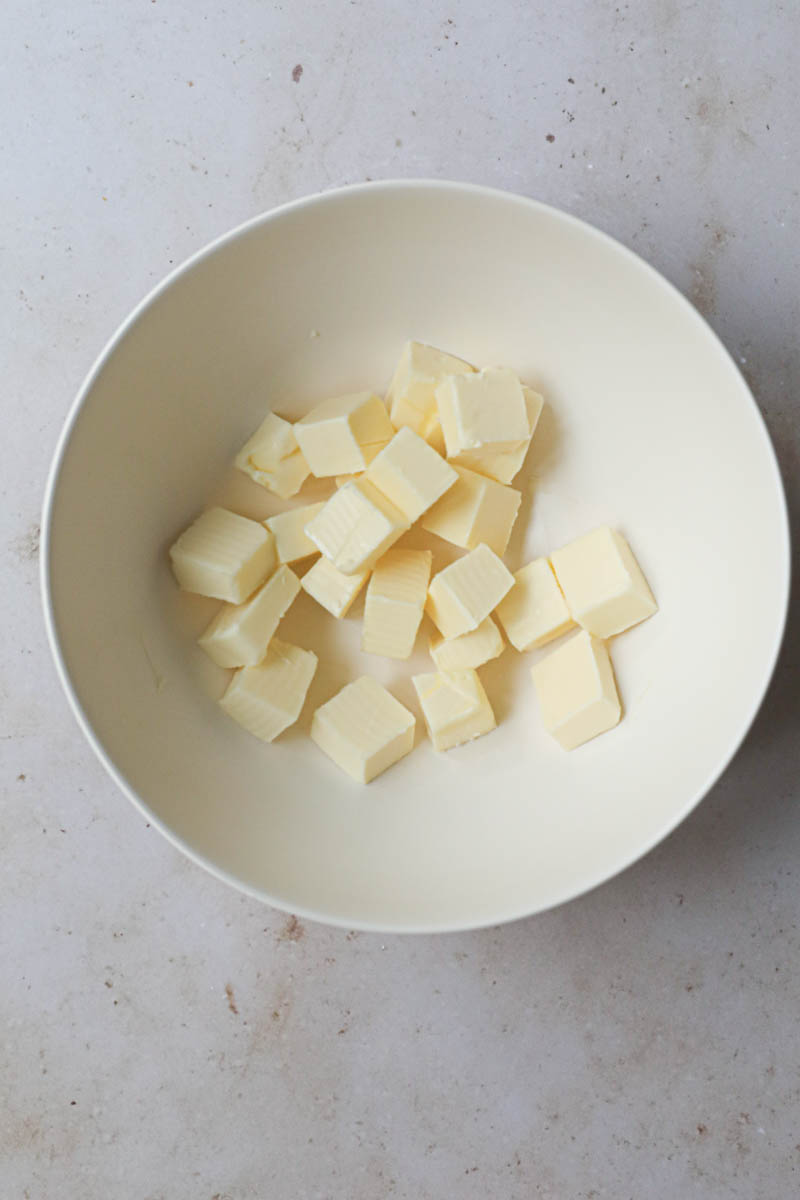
[[3, 2, 799, 1196]]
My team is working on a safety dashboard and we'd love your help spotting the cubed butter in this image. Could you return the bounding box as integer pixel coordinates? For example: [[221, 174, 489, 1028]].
[[220, 638, 318, 742], [386, 340, 475, 438], [495, 557, 574, 651], [361, 548, 432, 660], [531, 630, 621, 750], [265, 502, 325, 564], [425, 543, 515, 639], [421, 464, 521, 556], [294, 391, 393, 476], [335, 472, 364, 489], [364, 426, 457, 522], [304, 479, 410, 575], [311, 676, 415, 783], [429, 615, 504, 671], [169, 507, 276, 604], [300, 556, 370, 618], [412, 668, 496, 751], [198, 564, 301, 668], [235, 412, 311, 499], [454, 387, 544, 484], [550, 526, 657, 638], [435, 366, 530, 459]]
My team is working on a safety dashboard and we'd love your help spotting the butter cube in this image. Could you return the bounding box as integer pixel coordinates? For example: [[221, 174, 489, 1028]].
[[220, 638, 318, 742], [361, 548, 432, 659], [531, 630, 621, 750], [300, 556, 370, 618], [454, 387, 544, 484], [170, 507, 276, 603], [235, 413, 311, 499], [412, 669, 496, 751], [311, 676, 416, 783], [426, 544, 515, 639], [435, 366, 530, 459], [198, 565, 301, 668], [294, 391, 394, 476], [421, 464, 521, 556], [386, 340, 475, 438], [304, 479, 410, 575], [429, 615, 505, 671], [550, 526, 657, 638], [265, 502, 325, 564], [495, 557, 574, 651], [364, 427, 457, 521]]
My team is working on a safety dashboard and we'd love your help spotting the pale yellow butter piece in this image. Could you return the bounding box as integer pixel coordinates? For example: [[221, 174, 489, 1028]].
[[531, 630, 621, 750], [361, 548, 432, 660], [435, 366, 530, 459], [304, 479, 410, 575], [294, 391, 394, 476], [220, 638, 318, 742], [170, 507, 276, 603], [495, 557, 574, 651], [311, 676, 415, 783], [425, 543, 515, 639], [265, 503, 325, 564], [421, 464, 521, 556], [364, 426, 458, 521], [386, 340, 475, 438], [235, 412, 311, 499], [429, 615, 505, 671], [454, 387, 544, 484], [198, 565, 301, 668], [412, 668, 496, 751], [300, 556, 370, 618], [550, 526, 657, 638]]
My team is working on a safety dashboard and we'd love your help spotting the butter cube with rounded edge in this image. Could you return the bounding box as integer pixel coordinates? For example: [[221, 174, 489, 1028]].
[[425, 544, 515, 640], [412, 668, 496, 751], [453, 387, 544, 484], [235, 413, 311, 499], [435, 366, 530, 459], [550, 526, 657, 638], [364, 427, 458, 522], [304, 479, 410, 575], [495, 557, 574, 651], [170, 507, 276, 604], [198, 565, 300, 668], [294, 391, 393, 476], [220, 638, 318, 742], [311, 677, 415, 783], [421, 464, 521, 556], [531, 630, 621, 750]]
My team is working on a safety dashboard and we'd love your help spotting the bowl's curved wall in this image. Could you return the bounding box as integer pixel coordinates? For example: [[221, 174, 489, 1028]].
[[43, 183, 789, 931]]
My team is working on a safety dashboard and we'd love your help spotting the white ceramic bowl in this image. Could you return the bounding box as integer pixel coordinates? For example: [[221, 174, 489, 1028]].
[[42, 181, 789, 932]]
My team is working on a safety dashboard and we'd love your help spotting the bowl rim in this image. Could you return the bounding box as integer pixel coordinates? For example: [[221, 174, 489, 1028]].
[[40, 178, 792, 934]]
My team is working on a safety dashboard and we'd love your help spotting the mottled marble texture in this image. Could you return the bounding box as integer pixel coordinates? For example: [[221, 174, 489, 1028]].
[[2, 1, 798, 1196]]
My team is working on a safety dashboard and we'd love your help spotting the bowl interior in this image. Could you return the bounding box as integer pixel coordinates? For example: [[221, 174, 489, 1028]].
[[44, 183, 789, 931]]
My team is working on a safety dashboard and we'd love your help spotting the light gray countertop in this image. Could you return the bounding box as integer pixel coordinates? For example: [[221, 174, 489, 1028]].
[[3, 2, 798, 1196]]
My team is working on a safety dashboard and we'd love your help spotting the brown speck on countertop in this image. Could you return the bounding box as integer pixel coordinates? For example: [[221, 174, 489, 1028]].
[[697, 1124, 708, 1135], [278, 914, 305, 942], [225, 983, 238, 1015], [292, 63, 303, 83], [546, 133, 555, 143], [17, 773, 25, 781]]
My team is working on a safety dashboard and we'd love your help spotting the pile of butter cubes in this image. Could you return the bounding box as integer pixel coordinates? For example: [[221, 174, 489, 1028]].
[[169, 341, 657, 782]]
